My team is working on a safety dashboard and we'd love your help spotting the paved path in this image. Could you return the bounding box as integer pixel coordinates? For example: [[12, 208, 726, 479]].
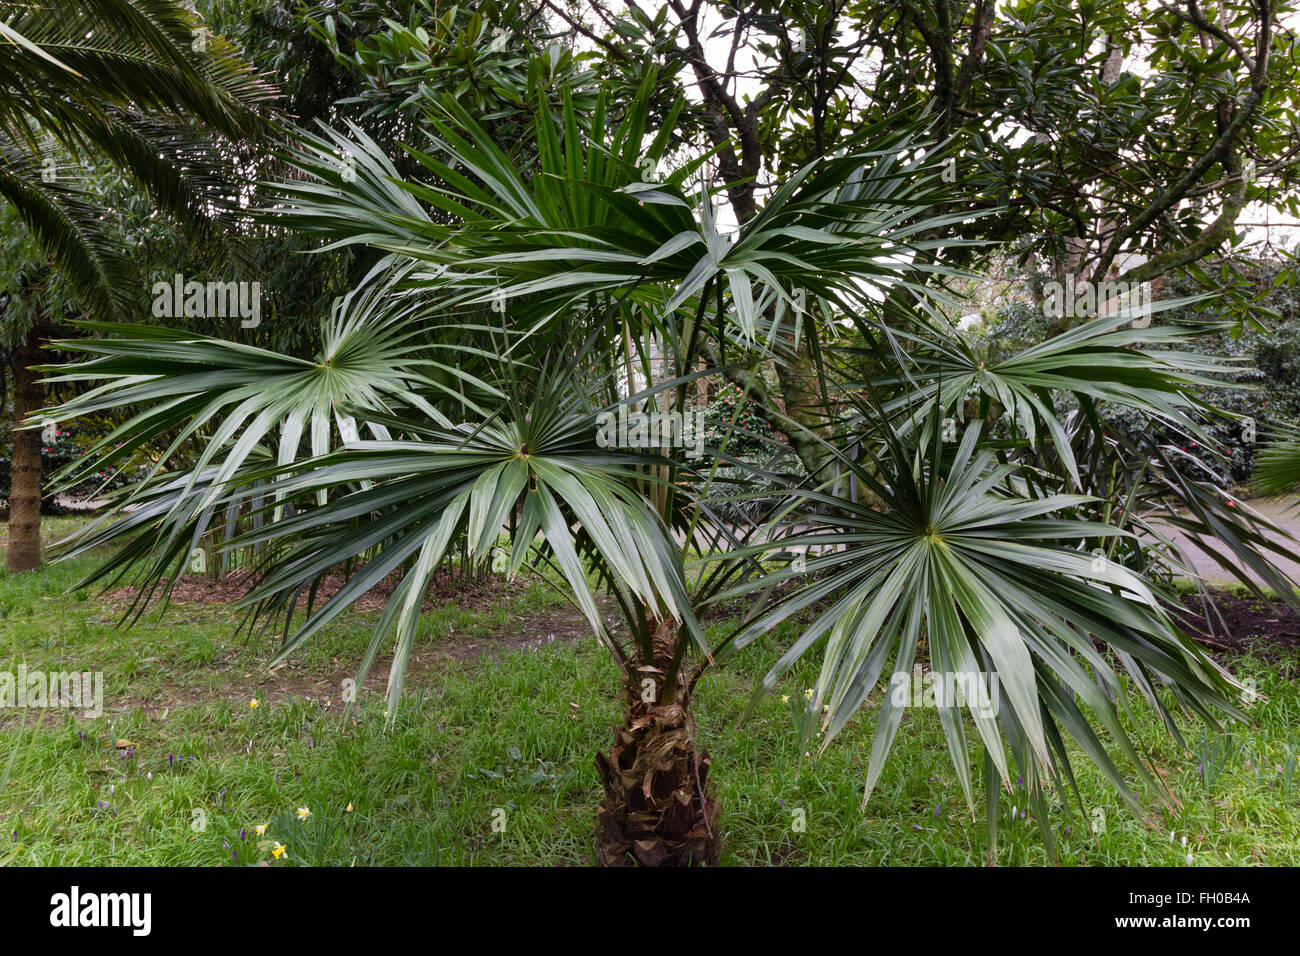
[[1150, 497, 1300, 587]]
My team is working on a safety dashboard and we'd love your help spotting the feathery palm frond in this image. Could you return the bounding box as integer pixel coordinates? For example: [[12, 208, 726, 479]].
[[0, 0, 278, 315]]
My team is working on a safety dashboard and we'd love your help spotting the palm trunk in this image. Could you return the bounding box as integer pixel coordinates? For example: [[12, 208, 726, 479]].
[[6, 326, 44, 573], [595, 621, 719, 866]]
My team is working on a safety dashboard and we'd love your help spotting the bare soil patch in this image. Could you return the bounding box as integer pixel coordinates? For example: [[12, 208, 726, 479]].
[[89, 570, 612, 719], [1176, 588, 1300, 662]]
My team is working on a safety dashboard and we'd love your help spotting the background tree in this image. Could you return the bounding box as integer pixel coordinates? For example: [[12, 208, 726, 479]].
[[540, 0, 1300, 470]]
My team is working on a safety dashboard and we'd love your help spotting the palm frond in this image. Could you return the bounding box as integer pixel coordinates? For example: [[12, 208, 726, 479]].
[[706, 406, 1245, 845]]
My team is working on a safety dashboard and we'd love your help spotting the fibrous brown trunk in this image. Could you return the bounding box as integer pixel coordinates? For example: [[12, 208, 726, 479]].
[[594, 622, 719, 867], [7, 326, 44, 573]]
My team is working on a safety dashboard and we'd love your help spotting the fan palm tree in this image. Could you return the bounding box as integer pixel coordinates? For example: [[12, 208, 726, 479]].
[[0, 0, 276, 571], [34, 76, 1286, 865]]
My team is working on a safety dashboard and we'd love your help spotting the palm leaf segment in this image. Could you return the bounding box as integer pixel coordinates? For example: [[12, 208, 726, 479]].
[[712, 413, 1246, 846], [38, 276, 452, 606]]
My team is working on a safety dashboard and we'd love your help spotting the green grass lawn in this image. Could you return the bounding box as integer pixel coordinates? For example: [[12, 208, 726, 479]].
[[2, 517, 1299, 865]]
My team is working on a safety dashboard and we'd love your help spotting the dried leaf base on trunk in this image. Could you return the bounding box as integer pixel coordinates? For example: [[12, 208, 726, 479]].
[[595, 696, 720, 867]]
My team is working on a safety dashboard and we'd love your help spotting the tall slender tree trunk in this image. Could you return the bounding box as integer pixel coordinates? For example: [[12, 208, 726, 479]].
[[773, 339, 836, 484], [595, 620, 719, 866], [7, 326, 44, 573]]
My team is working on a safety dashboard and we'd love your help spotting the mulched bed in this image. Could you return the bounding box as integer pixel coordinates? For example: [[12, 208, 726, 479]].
[[102, 566, 530, 615], [100, 573, 1300, 667], [1176, 588, 1300, 661]]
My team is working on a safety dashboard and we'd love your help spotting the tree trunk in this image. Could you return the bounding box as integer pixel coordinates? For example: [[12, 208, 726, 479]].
[[773, 340, 836, 485], [6, 326, 44, 573], [594, 622, 719, 866]]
